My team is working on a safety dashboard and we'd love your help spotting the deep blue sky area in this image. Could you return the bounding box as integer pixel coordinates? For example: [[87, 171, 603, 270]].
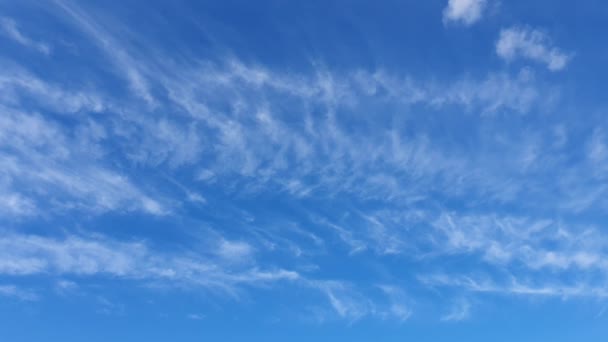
[[1, 0, 608, 341]]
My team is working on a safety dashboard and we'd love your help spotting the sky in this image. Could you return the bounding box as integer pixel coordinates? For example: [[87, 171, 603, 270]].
[[1, 0, 608, 341]]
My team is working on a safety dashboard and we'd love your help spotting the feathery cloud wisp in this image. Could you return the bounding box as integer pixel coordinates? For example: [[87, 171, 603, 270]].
[[0, 17, 50, 55], [441, 299, 471, 322], [496, 26, 571, 71]]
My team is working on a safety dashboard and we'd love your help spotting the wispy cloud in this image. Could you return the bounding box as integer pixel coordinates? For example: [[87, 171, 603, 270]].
[[311, 281, 413, 322], [419, 273, 608, 299], [441, 299, 471, 322], [496, 26, 572, 71], [0, 17, 50, 55], [0, 193, 36, 216], [157, 60, 554, 205], [432, 212, 608, 271], [0, 284, 38, 301], [0, 229, 414, 321], [215, 239, 255, 263], [0, 231, 299, 297], [376, 285, 413, 322], [0, 61, 104, 113], [314, 281, 372, 322], [52, 0, 155, 105], [8, 4, 561, 217], [187, 313, 205, 320], [55, 279, 79, 295], [0, 66, 164, 217], [0, 0, 605, 325]]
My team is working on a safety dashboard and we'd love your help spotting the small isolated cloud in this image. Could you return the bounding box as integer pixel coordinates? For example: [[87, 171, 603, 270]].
[[187, 313, 205, 320], [443, 0, 487, 26], [216, 239, 254, 263], [441, 299, 471, 322], [496, 26, 571, 71], [0, 17, 50, 55], [55, 280, 79, 295]]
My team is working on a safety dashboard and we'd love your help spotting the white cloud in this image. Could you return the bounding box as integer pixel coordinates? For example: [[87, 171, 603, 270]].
[[55, 279, 79, 294], [313, 281, 374, 321], [155, 59, 553, 208], [0, 68, 166, 216], [496, 26, 571, 71], [0, 62, 104, 113], [0, 17, 50, 55], [309, 281, 414, 322], [441, 299, 471, 322], [443, 0, 487, 26], [0, 42, 597, 321], [96, 296, 125, 316], [187, 313, 205, 320], [0, 285, 38, 301], [376, 285, 413, 322], [1, 1, 604, 322], [0, 193, 36, 216], [419, 274, 608, 299], [0, 10, 560, 221], [216, 240, 255, 263], [431, 213, 608, 273], [53, 1, 154, 105], [0, 232, 299, 297]]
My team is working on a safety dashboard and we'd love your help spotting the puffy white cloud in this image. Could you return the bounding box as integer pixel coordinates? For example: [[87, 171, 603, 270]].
[[496, 26, 571, 71], [443, 0, 487, 26]]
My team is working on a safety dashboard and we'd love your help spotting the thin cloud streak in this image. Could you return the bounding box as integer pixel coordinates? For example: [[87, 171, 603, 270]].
[[0, 17, 50, 54]]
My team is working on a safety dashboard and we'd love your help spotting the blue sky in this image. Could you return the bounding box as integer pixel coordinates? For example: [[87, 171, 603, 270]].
[[1, 0, 608, 340]]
